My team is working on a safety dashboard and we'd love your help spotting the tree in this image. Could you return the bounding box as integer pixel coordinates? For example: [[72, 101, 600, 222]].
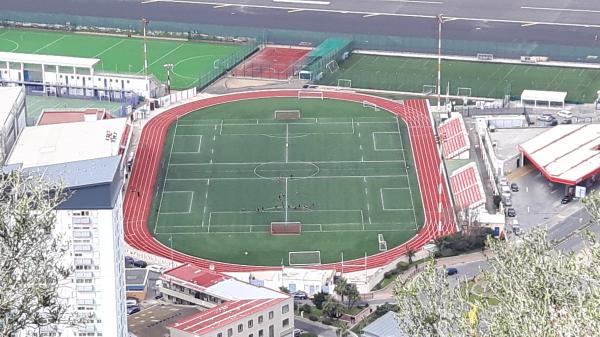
[[0, 172, 79, 336], [322, 298, 344, 319], [279, 286, 290, 294], [394, 223, 600, 337], [334, 277, 348, 304], [345, 283, 360, 309], [407, 248, 417, 264], [312, 292, 328, 310]]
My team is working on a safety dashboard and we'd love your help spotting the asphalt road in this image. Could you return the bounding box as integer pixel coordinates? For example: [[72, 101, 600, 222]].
[[2, 0, 600, 51]]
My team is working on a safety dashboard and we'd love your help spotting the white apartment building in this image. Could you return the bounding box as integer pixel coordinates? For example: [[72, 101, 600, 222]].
[[161, 264, 294, 337], [0, 52, 162, 98], [0, 85, 26, 163], [6, 117, 132, 337]]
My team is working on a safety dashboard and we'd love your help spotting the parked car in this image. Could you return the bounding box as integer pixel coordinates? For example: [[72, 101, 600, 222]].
[[127, 305, 140, 315], [510, 182, 519, 192], [293, 329, 303, 337], [132, 259, 147, 268], [561, 195, 573, 204], [538, 114, 555, 122], [503, 198, 512, 207], [557, 110, 573, 119], [447, 267, 458, 276], [506, 208, 516, 217], [549, 119, 558, 126], [293, 291, 308, 300], [125, 256, 134, 266], [561, 118, 573, 124], [513, 224, 522, 236], [147, 264, 166, 273], [126, 298, 138, 307]]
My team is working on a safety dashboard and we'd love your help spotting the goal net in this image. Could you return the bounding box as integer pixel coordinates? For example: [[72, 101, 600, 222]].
[[289, 250, 321, 266], [271, 222, 302, 235], [476, 53, 494, 61], [363, 100, 380, 111], [298, 90, 324, 100], [274, 110, 301, 120], [326, 60, 340, 73], [456, 87, 472, 97], [422, 85, 436, 95], [337, 78, 352, 88], [378, 234, 388, 252]]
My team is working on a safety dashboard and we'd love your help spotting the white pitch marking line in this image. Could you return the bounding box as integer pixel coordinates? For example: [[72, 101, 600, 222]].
[[140, 43, 185, 73], [521, 22, 538, 27], [213, 4, 230, 8], [285, 178, 289, 222], [32, 35, 67, 54], [521, 6, 600, 14], [288, 8, 304, 13], [94, 39, 126, 58], [363, 14, 379, 18]]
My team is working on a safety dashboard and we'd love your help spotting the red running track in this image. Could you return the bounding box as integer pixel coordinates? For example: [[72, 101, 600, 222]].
[[124, 90, 456, 273], [232, 47, 309, 80]]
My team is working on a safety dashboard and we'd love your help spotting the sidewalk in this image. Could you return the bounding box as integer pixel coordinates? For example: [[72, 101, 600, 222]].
[[367, 251, 489, 300]]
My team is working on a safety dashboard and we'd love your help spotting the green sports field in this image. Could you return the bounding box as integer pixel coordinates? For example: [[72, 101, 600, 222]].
[[0, 28, 246, 89], [319, 54, 600, 103], [149, 98, 423, 266]]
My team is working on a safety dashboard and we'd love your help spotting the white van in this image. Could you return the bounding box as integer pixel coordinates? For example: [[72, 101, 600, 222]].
[[557, 110, 573, 119]]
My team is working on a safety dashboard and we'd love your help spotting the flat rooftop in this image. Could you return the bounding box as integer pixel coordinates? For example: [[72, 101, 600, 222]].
[[0, 51, 99, 68], [7, 117, 127, 168], [128, 305, 202, 337], [37, 108, 109, 126], [519, 124, 600, 185], [489, 128, 547, 161]]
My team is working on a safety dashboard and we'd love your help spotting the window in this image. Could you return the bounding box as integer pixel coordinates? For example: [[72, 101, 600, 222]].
[[282, 318, 289, 328], [282, 304, 289, 314], [238, 324, 243, 333], [249, 334, 253, 337], [258, 330, 264, 337], [227, 328, 233, 337], [258, 315, 263, 324], [248, 319, 253, 328], [268, 325, 274, 337], [268, 311, 274, 319], [217, 333, 222, 337]]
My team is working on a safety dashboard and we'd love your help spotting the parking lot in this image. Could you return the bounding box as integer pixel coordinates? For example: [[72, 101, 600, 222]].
[[128, 304, 202, 337]]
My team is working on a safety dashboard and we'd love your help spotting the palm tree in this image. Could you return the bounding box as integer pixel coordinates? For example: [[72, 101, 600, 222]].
[[334, 277, 348, 305], [322, 298, 343, 319]]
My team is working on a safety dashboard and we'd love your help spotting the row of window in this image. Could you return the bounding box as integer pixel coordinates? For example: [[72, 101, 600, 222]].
[[216, 318, 289, 337]]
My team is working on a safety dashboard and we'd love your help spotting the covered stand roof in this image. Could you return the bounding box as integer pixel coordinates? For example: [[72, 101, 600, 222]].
[[0, 52, 99, 68], [438, 115, 470, 159], [518, 124, 600, 185], [450, 163, 486, 210], [521, 90, 567, 103]]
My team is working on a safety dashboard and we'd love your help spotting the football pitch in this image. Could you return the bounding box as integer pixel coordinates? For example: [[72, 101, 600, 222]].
[[0, 28, 245, 89], [319, 54, 600, 103], [149, 98, 424, 266]]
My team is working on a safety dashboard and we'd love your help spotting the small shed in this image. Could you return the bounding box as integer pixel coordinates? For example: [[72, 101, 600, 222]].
[[520, 90, 567, 108]]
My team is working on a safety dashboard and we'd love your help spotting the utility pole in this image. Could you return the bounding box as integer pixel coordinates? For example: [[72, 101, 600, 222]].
[[163, 63, 174, 95], [437, 14, 444, 112], [142, 18, 150, 78]]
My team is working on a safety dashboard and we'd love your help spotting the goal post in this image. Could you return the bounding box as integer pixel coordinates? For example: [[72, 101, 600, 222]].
[[274, 110, 301, 120], [476, 53, 494, 61], [289, 250, 321, 266], [271, 222, 302, 235], [326, 60, 339, 73], [337, 78, 352, 88], [456, 87, 472, 97], [363, 100, 380, 111], [378, 233, 388, 252], [298, 90, 324, 100], [422, 85, 437, 95]]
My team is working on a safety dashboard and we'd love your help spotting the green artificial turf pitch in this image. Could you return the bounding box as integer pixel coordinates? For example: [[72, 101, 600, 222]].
[[0, 28, 244, 89], [149, 98, 424, 266], [319, 54, 600, 103]]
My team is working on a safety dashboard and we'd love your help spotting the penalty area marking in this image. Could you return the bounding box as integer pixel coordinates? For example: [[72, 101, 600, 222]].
[[173, 135, 202, 153], [372, 132, 404, 151], [379, 187, 412, 211], [158, 191, 195, 214]]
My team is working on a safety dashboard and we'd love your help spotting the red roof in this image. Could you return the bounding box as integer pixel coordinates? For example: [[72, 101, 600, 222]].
[[162, 263, 228, 289], [450, 163, 486, 210], [439, 116, 469, 159], [37, 108, 108, 126], [169, 298, 288, 336]]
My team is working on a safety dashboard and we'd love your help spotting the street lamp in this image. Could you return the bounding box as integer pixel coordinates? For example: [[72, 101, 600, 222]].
[[163, 63, 174, 95]]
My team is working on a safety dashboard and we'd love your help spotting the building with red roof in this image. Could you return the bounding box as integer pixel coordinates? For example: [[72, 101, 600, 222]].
[[36, 108, 111, 126], [160, 264, 294, 337]]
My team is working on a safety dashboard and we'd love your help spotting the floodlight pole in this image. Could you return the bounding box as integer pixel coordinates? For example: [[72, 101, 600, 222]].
[[163, 63, 174, 94], [142, 18, 150, 79], [436, 14, 444, 112]]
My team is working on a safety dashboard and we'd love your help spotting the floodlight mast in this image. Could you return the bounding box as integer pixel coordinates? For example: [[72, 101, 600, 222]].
[[164, 63, 174, 94], [437, 14, 444, 112], [142, 18, 150, 79]]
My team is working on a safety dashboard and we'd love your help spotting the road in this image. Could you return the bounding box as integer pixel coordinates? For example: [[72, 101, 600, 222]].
[[2, 0, 600, 51], [295, 318, 338, 337]]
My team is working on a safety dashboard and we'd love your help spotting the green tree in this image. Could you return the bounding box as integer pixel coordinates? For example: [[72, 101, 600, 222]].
[[312, 292, 328, 310], [394, 224, 600, 337], [0, 172, 80, 336], [334, 277, 349, 304], [322, 298, 344, 319], [407, 248, 417, 264], [345, 283, 360, 309], [279, 286, 290, 294]]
